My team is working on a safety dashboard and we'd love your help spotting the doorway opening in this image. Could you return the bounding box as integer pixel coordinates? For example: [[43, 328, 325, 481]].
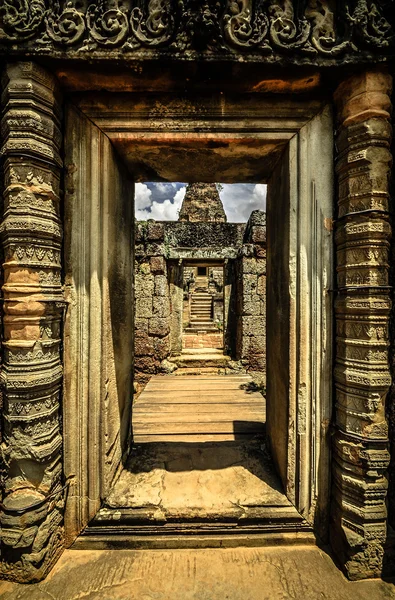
[[63, 95, 333, 548], [182, 261, 224, 351]]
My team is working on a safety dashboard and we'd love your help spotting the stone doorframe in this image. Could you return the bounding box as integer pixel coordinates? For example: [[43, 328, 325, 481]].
[[64, 93, 334, 538], [0, 63, 392, 583]]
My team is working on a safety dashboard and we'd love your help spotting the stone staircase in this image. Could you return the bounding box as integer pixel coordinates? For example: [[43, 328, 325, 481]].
[[188, 289, 217, 332]]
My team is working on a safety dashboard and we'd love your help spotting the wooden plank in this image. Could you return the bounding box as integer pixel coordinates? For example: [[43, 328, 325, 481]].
[[132, 421, 265, 434], [144, 383, 259, 393], [134, 394, 264, 405], [133, 414, 264, 424], [134, 403, 265, 414], [133, 434, 257, 443]]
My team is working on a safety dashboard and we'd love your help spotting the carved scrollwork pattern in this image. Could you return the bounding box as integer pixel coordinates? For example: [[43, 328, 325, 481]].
[[87, 1, 129, 47], [0, 0, 45, 40], [268, 0, 313, 50], [0, 1, 393, 60], [223, 0, 270, 49], [348, 0, 395, 49], [130, 0, 175, 47], [46, 1, 85, 46], [306, 0, 353, 55]]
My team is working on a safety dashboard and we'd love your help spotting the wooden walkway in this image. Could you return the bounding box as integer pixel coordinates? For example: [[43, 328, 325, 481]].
[[132, 374, 266, 443]]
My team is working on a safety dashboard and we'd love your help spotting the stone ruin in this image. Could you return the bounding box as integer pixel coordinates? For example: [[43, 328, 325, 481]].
[[134, 183, 266, 384]]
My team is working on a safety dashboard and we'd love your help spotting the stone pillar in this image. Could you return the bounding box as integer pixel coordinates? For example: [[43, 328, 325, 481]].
[[332, 70, 393, 580], [0, 63, 64, 582]]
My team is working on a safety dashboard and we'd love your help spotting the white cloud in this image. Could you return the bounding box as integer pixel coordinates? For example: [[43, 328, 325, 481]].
[[135, 183, 152, 210], [135, 185, 186, 221], [220, 184, 267, 222]]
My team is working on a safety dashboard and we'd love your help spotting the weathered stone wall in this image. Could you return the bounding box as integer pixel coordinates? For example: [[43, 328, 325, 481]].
[[235, 211, 266, 376], [135, 222, 170, 384]]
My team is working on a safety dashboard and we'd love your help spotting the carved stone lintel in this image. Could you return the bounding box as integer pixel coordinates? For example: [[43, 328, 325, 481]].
[[0, 1, 393, 62], [0, 62, 64, 583], [332, 69, 393, 580]]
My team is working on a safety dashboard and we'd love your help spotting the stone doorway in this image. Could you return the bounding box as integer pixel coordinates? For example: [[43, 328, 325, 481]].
[[63, 91, 333, 549], [182, 261, 225, 352]]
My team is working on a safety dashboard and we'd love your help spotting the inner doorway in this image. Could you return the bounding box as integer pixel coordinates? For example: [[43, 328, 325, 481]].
[[183, 261, 225, 351]]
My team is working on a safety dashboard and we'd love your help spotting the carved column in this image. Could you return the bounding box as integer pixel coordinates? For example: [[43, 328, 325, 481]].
[[332, 70, 393, 580], [0, 63, 64, 582]]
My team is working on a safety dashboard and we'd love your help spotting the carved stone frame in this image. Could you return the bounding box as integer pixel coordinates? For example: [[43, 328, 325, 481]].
[[62, 94, 334, 543]]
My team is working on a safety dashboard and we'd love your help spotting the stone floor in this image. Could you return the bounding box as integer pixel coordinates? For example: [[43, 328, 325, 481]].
[[104, 438, 290, 521], [1, 546, 394, 599]]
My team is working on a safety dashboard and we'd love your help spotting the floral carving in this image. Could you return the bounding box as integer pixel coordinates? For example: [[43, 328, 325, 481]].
[[306, 0, 352, 55], [0, 0, 393, 60], [87, 1, 129, 47], [224, 0, 270, 49], [0, 0, 45, 40], [348, 0, 395, 48], [45, 1, 85, 46], [130, 0, 175, 47], [269, 0, 312, 51]]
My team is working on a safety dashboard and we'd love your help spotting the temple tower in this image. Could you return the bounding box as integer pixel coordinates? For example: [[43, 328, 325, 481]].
[[178, 183, 227, 222]]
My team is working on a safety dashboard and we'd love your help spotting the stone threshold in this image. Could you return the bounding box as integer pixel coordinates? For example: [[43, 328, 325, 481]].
[[73, 514, 314, 551]]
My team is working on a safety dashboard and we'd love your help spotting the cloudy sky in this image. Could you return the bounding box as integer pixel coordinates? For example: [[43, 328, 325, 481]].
[[135, 182, 267, 223]]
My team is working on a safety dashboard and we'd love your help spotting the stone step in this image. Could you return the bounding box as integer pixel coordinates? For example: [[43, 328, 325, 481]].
[[184, 328, 219, 333], [171, 352, 231, 369]]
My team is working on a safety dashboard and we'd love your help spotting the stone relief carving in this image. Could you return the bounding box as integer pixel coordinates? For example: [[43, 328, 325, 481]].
[[332, 71, 392, 580], [0, 0, 393, 59], [46, 1, 85, 46], [0, 63, 65, 583], [131, 0, 175, 47]]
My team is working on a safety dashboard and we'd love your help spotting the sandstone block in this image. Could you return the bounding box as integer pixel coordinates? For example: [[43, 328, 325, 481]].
[[147, 222, 165, 241], [135, 223, 146, 243], [243, 274, 258, 295], [153, 296, 170, 318], [255, 246, 267, 259], [248, 354, 266, 371], [155, 275, 168, 297], [242, 316, 265, 337], [243, 300, 261, 316], [134, 356, 158, 374], [150, 256, 166, 274], [134, 334, 155, 357], [154, 336, 170, 360], [334, 71, 392, 127], [135, 319, 148, 334], [138, 262, 151, 276], [135, 273, 154, 297], [242, 258, 257, 275], [149, 317, 170, 338], [135, 297, 153, 319], [251, 226, 266, 244], [257, 275, 266, 296], [249, 335, 266, 354]]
